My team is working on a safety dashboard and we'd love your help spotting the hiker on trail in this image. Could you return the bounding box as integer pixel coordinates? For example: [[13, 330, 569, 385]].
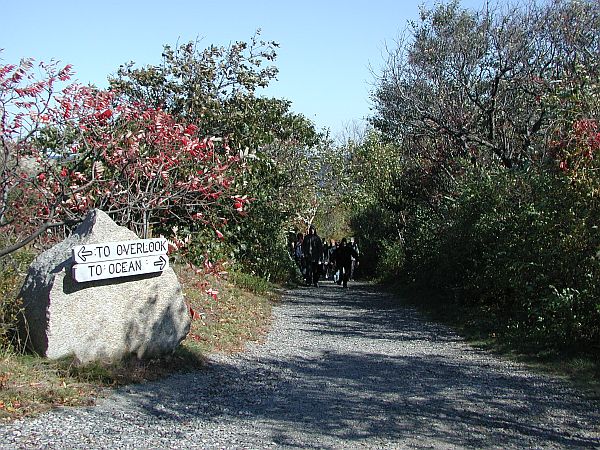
[[333, 237, 359, 288], [293, 232, 305, 276], [350, 237, 360, 280], [325, 239, 336, 280], [329, 240, 340, 283], [303, 225, 323, 287], [321, 240, 330, 279]]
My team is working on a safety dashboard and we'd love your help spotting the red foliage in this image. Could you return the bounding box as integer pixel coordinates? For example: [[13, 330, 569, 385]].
[[0, 55, 251, 256], [550, 118, 600, 180]]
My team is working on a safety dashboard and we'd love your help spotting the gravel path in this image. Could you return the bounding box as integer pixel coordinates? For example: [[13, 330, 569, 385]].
[[1, 281, 599, 449]]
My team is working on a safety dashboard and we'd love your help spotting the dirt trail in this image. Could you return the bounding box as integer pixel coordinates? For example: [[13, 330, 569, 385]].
[[1, 281, 599, 449]]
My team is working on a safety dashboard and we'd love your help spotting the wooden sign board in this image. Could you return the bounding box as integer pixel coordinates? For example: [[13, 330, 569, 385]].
[[72, 254, 169, 282], [71, 238, 169, 282], [72, 238, 168, 264]]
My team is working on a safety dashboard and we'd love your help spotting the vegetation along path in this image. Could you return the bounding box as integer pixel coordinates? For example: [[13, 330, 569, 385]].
[[1, 282, 599, 449]]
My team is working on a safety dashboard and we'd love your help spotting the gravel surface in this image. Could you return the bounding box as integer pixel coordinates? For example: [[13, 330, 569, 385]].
[[1, 281, 599, 449]]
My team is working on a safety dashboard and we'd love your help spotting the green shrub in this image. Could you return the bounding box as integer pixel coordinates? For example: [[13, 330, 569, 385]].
[[350, 203, 404, 279], [228, 270, 274, 295], [376, 240, 405, 282], [401, 203, 446, 286], [413, 168, 600, 351], [0, 247, 35, 352]]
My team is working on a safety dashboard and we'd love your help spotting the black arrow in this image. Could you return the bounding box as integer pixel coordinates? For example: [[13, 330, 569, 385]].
[[77, 246, 93, 262], [154, 255, 167, 271]]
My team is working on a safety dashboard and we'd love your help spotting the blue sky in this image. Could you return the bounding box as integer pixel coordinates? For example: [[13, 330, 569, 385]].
[[2, 0, 487, 137]]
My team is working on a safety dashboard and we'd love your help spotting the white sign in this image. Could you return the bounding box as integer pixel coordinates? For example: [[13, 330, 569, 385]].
[[72, 254, 169, 282], [72, 238, 168, 264]]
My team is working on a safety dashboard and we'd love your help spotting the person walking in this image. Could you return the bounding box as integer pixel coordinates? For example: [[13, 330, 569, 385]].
[[326, 239, 337, 281], [333, 237, 359, 288], [293, 233, 305, 277], [302, 225, 323, 287], [321, 239, 330, 280], [330, 240, 340, 284], [350, 237, 360, 280]]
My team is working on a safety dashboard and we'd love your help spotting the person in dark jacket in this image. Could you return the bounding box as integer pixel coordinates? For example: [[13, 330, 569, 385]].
[[333, 237, 359, 288], [293, 232, 305, 276], [302, 225, 323, 286]]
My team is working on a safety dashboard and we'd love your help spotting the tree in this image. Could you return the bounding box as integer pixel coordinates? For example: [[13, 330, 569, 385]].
[[108, 32, 325, 280], [359, 0, 600, 349], [0, 56, 246, 258], [109, 30, 318, 150], [1, 57, 81, 255], [371, 0, 600, 170]]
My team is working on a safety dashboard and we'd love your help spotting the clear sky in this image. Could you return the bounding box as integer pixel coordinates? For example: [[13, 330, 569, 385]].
[[2, 0, 487, 138]]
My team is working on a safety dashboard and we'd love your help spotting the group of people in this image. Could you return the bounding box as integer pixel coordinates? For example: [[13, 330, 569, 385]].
[[293, 225, 359, 288]]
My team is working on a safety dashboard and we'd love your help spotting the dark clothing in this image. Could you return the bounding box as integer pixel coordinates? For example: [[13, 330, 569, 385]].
[[303, 232, 323, 286], [333, 244, 358, 287], [306, 260, 320, 286], [293, 241, 305, 275], [350, 241, 359, 280], [303, 233, 323, 263], [334, 245, 358, 266]]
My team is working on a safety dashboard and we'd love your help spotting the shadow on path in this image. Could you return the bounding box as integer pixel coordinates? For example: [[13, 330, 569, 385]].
[[115, 282, 600, 448]]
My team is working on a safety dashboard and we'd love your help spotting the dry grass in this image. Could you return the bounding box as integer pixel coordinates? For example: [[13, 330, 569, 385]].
[[0, 263, 277, 421], [175, 263, 276, 355]]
